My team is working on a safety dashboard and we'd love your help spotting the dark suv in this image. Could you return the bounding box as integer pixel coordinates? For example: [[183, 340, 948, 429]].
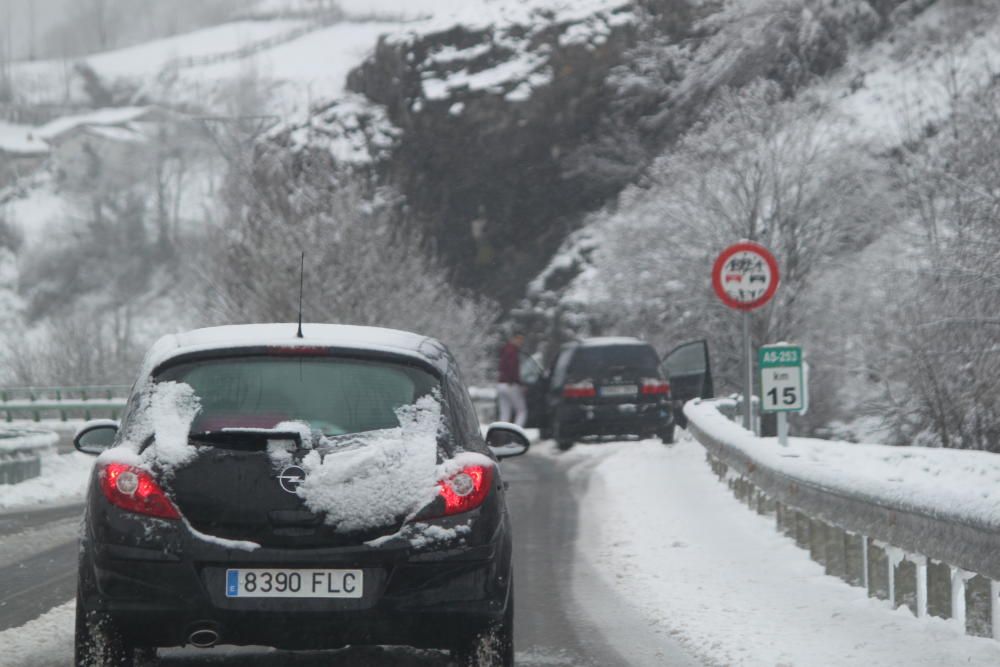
[[526, 337, 713, 450], [72, 323, 528, 666]]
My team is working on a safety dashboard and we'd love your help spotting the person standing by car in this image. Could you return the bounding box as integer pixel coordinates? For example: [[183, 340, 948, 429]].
[[497, 332, 527, 426]]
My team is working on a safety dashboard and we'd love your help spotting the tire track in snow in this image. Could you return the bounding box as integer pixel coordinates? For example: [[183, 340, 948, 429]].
[[0, 540, 77, 632]]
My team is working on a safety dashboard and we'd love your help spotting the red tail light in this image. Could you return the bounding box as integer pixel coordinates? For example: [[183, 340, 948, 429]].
[[641, 379, 671, 396], [99, 463, 180, 520], [437, 465, 494, 516], [562, 381, 596, 399]]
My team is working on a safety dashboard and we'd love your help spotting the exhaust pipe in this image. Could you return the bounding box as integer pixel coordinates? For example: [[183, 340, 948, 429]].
[[188, 627, 219, 648]]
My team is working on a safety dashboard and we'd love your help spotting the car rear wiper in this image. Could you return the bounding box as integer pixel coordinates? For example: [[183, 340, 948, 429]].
[[188, 429, 305, 450]]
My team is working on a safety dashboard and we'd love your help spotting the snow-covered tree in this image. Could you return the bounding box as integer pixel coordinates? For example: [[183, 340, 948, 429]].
[[203, 140, 497, 384], [536, 80, 893, 425], [882, 80, 1000, 450]]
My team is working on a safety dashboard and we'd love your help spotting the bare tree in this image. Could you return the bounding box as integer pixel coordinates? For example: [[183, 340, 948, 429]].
[[882, 80, 1000, 450], [554, 80, 892, 424], [201, 125, 498, 383]]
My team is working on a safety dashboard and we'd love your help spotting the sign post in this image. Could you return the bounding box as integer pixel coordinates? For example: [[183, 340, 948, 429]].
[[759, 344, 805, 446], [712, 242, 780, 432]]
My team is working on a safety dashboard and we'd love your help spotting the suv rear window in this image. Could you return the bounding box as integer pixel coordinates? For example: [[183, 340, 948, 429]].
[[156, 356, 439, 436], [568, 345, 660, 379]]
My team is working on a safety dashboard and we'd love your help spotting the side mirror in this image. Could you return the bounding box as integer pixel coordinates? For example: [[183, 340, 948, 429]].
[[485, 422, 530, 459], [74, 419, 119, 455]]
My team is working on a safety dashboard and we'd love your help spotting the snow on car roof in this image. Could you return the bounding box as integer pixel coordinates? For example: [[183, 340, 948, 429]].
[[576, 336, 648, 347], [140, 323, 448, 378]]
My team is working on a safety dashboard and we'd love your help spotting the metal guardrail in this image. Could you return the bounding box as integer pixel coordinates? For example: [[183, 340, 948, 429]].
[[686, 397, 1000, 642], [468, 386, 498, 424], [0, 427, 58, 485], [0, 385, 129, 422]]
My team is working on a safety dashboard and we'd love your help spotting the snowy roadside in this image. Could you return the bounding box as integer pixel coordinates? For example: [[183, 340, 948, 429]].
[[0, 428, 57, 453], [0, 601, 76, 667], [687, 400, 1000, 528], [567, 436, 1000, 666], [0, 452, 94, 512]]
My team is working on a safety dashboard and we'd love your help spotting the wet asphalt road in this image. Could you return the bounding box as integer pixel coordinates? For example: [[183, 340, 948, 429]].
[[0, 449, 697, 666]]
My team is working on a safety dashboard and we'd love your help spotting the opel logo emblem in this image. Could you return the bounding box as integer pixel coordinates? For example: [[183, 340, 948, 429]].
[[277, 465, 306, 494]]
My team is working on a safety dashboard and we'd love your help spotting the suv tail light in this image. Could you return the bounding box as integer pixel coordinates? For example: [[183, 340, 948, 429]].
[[562, 381, 596, 399], [437, 465, 494, 516], [99, 463, 180, 520], [640, 379, 671, 396]]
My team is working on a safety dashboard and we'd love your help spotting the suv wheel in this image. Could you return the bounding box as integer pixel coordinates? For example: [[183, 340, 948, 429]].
[[552, 419, 574, 451], [658, 425, 675, 445]]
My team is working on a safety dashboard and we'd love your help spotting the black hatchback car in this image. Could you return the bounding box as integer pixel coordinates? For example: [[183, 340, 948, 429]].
[[73, 323, 529, 666], [525, 337, 713, 450]]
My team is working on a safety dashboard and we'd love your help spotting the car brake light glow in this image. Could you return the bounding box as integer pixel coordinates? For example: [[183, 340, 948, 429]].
[[562, 381, 597, 399], [437, 465, 494, 516], [641, 379, 671, 396], [99, 463, 180, 520]]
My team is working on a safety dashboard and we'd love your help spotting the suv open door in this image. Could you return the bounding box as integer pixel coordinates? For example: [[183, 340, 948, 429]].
[[662, 339, 713, 428]]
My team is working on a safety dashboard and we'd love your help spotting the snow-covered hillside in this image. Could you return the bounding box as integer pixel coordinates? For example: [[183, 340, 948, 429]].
[[518, 0, 1000, 443], [7, 0, 634, 119], [8, 0, 642, 386]]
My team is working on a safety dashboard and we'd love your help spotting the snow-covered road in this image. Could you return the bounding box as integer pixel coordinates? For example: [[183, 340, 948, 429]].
[[563, 434, 1000, 666], [0, 445, 695, 666], [4, 435, 1000, 665]]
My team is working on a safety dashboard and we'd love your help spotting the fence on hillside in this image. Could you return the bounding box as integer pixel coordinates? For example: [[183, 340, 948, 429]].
[[686, 397, 1000, 642]]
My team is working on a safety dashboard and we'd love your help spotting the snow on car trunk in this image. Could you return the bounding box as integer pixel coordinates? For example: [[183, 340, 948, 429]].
[[293, 394, 442, 532], [101, 379, 454, 544], [98, 380, 202, 476]]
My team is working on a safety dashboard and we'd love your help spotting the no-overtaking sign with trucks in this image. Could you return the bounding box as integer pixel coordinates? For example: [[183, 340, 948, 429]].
[[759, 345, 804, 413]]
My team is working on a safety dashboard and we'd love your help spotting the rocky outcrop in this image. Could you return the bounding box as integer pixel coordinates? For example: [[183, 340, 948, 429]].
[[346, 2, 643, 304], [339, 0, 916, 305], [262, 0, 920, 307]]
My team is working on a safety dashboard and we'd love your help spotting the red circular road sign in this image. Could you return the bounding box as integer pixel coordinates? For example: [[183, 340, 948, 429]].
[[712, 242, 780, 311]]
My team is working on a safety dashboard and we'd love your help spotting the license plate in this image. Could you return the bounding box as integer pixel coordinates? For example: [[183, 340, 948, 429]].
[[225, 568, 363, 598], [600, 385, 637, 397]]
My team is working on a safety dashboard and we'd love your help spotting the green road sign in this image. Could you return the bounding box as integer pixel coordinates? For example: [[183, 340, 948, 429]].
[[759, 344, 804, 413]]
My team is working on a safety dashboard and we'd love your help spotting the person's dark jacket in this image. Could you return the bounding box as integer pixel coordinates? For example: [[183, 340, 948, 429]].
[[498, 343, 520, 384]]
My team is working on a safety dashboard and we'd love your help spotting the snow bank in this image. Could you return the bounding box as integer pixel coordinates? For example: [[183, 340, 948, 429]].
[[0, 427, 58, 454], [685, 399, 1000, 529], [574, 438, 1000, 666], [0, 601, 75, 667], [0, 451, 94, 511]]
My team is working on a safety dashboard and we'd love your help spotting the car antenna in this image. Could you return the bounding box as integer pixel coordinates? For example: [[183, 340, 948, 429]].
[[296, 251, 305, 339]]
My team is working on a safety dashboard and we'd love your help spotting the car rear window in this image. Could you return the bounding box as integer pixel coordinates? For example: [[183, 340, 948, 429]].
[[156, 356, 439, 436], [568, 345, 660, 379]]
